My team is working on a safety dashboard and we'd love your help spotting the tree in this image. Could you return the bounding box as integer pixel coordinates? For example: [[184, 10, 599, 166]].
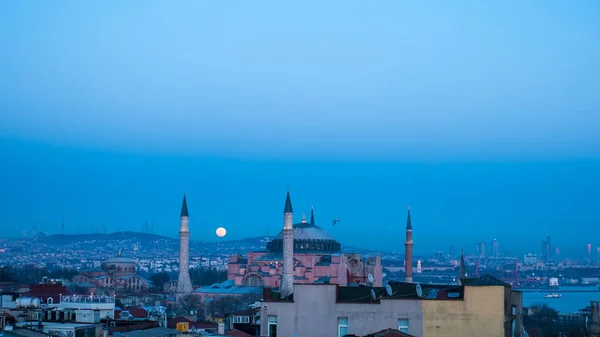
[[150, 272, 170, 290], [47, 269, 78, 280], [189, 267, 227, 286], [530, 303, 559, 322], [178, 294, 202, 315], [206, 294, 261, 316], [0, 266, 18, 283]]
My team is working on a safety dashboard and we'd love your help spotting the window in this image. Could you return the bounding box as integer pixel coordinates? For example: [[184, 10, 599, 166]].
[[398, 319, 409, 333], [338, 317, 348, 337], [233, 316, 250, 324], [267, 315, 277, 337], [511, 306, 517, 337], [243, 274, 264, 287]]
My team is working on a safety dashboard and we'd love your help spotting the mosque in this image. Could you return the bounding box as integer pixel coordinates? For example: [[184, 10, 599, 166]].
[[72, 250, 150, 294], [226, 191, 383, 288]]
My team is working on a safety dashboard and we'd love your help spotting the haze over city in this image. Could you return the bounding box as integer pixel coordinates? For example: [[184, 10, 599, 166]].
[[1, 1, 599, 255]]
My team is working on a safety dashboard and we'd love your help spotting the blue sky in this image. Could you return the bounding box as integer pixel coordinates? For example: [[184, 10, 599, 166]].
[[0, 1, 599, 256]]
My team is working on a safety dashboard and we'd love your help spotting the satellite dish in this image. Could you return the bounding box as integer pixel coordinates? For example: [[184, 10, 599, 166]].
[[367, 274, 374, 283], [385, 284, 393, 297], [370, 289, 377, 301], [416, 283, 423, 298]]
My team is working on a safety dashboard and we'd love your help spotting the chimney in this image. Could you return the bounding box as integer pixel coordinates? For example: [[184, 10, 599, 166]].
[[590, 301, 600, 335]]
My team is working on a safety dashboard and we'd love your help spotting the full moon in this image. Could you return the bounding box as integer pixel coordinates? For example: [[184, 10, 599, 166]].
[[216, 227, 227, 237]]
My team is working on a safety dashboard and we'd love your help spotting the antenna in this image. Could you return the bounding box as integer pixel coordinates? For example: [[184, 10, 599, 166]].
[[370, 289, 377, 302], [416, 283, 423, 298], [367, 274, 374, 284], [385, 284, 393, 297]]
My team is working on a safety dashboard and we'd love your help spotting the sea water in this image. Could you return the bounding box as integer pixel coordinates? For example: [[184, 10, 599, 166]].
[[522, 286, 600, 313]]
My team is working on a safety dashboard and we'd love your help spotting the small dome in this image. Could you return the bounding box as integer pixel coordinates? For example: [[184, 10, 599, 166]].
[[104, 257, 135, 264]]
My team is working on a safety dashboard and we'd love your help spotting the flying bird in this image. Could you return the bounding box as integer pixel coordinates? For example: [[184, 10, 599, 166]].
[[332, 219, 340, 226]]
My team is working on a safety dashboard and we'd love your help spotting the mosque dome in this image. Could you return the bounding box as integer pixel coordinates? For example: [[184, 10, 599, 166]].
[[266, 215, 342, 253], [103, 249, 135, 264], [104, 256, 135, 264]]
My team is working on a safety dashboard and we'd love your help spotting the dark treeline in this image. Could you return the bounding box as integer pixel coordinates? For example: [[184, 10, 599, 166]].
[[0, 266, 78, 284], [146, 267, 228, 290], [190, 267, 227, 286], [1, 264, 227, 290]]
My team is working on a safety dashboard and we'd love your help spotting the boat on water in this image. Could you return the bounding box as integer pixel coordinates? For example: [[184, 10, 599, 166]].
[[544, 293, 562, 298]]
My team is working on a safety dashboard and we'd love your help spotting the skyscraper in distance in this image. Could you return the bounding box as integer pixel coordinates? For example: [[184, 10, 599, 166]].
[[491, 238, 499, 257], [542, 235, 551, 262]]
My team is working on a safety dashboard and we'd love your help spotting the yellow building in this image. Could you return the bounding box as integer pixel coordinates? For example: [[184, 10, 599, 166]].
[[422, 275, 523, 337], [260, 274, 523, 337]]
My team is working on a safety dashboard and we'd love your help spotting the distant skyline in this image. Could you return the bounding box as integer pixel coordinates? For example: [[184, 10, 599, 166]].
[[2, 138, 599, 257], [1, 2, 599, 256]]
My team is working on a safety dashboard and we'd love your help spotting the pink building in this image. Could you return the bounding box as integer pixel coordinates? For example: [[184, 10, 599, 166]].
[[227, 207, 383, 288]]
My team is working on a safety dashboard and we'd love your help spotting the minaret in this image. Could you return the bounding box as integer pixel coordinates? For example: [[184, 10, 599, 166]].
[[310, 206, 315, 226], [177, 194, 193, 295], [459, 249, 467, 281], [405, 206, 413, 283], [280, 190, 294, 297]]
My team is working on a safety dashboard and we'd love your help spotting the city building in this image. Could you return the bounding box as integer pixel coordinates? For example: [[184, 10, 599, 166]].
[[476, 241, 486, 258], [259, 274, 523, 337], [228, 308, 261, 336], [523, 253, 537, 265], [227, 191, 383, 288], [71, 252, 149, 294], [491, 238, 499, 257], [15, 321, 102, 337], [58, 294, 116, 320], [542, 235, 551, 262]]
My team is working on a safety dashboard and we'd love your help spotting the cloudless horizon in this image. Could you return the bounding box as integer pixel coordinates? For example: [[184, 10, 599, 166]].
[[2, 138, 599, 258], [1, 2, 599, 257]]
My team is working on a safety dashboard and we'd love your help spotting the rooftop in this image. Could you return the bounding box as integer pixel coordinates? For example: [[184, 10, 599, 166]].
[[263, 274, 508, 304], [222, 329, 253, 337], [337, 282, 464, 303], [193, 280, 263, 295], [460, 274, 509, 287], [114, 327, 180, 337], [5, 329, 49, 337], [364, 328, 417, 337]]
